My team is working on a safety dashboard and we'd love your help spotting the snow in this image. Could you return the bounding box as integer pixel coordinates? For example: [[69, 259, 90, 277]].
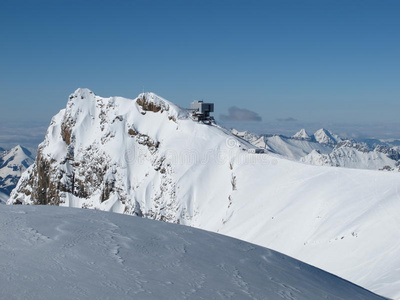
[[0, 205, 385, 300], [9, 88, 400, 299]]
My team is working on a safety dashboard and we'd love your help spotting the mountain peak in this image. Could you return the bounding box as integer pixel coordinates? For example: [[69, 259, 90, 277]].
[[292, 129, 312, 140], [1, 145, 33, 165], [313, 128, 340, 145], [136, 92, 189, 120], [69, 88, 96, 101], [11, 145, 32, 156]]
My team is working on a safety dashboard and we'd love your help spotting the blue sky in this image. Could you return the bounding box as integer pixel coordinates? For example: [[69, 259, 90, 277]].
[[1, 0, 399, 136]]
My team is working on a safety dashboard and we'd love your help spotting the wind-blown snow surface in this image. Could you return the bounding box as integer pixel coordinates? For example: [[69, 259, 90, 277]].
[[0, 205, 385, 300], [9, 89, 400, 299]]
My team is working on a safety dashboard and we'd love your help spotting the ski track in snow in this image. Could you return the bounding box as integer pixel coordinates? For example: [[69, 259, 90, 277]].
[[0, 205, 386, 300]]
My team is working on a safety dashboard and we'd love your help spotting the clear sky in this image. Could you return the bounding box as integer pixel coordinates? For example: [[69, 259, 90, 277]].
[[1, 0, 399, 129]]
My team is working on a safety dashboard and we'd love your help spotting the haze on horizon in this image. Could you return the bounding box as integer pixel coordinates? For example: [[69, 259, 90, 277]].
[[1, 0, 399, 147]]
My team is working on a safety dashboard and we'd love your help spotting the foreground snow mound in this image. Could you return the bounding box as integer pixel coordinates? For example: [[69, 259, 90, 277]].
[[0, 205, 385, 300], [9, 89, 400, 298], [0, 145, 34, 197]]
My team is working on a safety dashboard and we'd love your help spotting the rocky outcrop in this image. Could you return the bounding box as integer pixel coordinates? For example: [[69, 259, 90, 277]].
[[8, 89, 195, 222], [137, 94, 169, 113]]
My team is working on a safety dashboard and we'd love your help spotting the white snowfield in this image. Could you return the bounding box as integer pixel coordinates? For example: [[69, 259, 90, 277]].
[[9, 89, 400, 299], [0, 205, 386, 300]]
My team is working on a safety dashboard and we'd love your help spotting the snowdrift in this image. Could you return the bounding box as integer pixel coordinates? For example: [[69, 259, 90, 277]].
[[0, 205, 385, 300]]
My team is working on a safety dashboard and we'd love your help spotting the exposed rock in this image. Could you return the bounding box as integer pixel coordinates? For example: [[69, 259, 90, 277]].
[[137, 94, 169, 113]]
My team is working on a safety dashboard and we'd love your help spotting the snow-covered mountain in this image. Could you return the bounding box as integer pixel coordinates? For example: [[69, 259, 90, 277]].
[[313, 128, 341, 145], [8, 88, 400, 299], [233, 128, 400, 170], [292, 128, 312, 141], [0, 205, 384, 300], [0, 145, 34, 202]]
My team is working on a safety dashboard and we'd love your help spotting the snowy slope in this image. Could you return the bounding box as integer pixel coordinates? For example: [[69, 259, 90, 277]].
[[9, 89, 400, 299], [0, 145, 34, 197], [0, 205, 386, 300]]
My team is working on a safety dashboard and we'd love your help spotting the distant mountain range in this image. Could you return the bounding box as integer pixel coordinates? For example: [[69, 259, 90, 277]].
[[232, 128, 400, 171]]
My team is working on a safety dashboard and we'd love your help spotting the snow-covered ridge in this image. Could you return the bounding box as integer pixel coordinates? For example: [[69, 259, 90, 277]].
[[0, 205, 385, 300], [8, 89, 400, 299]]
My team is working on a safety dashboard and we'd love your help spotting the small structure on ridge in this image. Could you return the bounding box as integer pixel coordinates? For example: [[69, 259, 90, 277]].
[[190, 100, 214, 123]]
